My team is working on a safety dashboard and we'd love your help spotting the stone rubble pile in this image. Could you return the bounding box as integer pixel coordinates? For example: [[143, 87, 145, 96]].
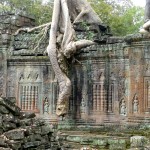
[[0, 97, 61, 150]]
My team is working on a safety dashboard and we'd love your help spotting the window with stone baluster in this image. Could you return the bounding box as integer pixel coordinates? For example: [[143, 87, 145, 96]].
[[19, 83, 41, 112]]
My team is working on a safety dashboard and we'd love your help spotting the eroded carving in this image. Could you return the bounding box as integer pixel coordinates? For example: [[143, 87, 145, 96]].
[[120, 97, 127, 116], [43, 97, 49, 115], [132, 94, 139, 113]]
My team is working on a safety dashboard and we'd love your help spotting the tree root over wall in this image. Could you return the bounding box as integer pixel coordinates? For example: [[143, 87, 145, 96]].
[[47, 0, 104, 117]]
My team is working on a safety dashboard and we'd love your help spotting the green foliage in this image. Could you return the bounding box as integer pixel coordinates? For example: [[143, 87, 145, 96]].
[[0, 0, 53, 25], [80, 21, 95, 40], [89, 0, 144, 36], [0, 0, 144, 36]]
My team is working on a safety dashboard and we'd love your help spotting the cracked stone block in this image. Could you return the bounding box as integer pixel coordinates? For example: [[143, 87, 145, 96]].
[[0, 148, 12, 150], [0, 105, 9, 114], [19, 112, 36, 120], [6, 98, 16, 104], [130, 136, 147, 148], [4, 129, 25, 140], [25, 134, 42, 142], [0, 98, 21, 116], [19, 118, 33, 126], [108, 138, 126, 150], [0, 136, 7, 147], [1, 34, 11, 40], [31, 126, 42, 134], [92, 138, 107, 148], [32, 118, 45, 126], [66, 135, 83, 143], [23, 141, 42, 148], [3, 114, 15, 123], [7, 140, 22, 150], [41, 124, 53, 135], [80, 137, 93, 145], [2, 122, 16, 132]]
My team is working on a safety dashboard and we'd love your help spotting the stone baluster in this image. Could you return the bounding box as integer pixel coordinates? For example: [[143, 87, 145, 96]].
[[20, 85, 23, 110], [35, 86, 38, 110], [32, 86, 35, 110], [97, 84, 100, 111], [28, 86, 31, 110], [30, 86, 32, 110], [101, 83, 104, 112], [108, 83, 113, 112], [21, 86, 23, 110], [24, 86, 27, 110], [93, 84, 97, 111], [104, 85, 107, 112]]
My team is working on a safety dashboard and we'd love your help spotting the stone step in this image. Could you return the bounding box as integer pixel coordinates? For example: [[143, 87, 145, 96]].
[[58, 131, 129, 150], [127, 116, 150, 124]]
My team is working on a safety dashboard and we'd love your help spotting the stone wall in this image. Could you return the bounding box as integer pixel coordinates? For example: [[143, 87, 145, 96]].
[[0, 13, 150, 126], [0, 12, 35, 47]]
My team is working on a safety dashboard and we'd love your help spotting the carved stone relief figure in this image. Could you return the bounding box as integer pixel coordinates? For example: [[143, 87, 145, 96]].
[[100, 71, 105, 81], [145, 63, 150, 73], [80, 97, 86, 114], [19, 71, 40, 82], [120, 97, 127, 116], [43, 97, 49, 115], [132, 94, 139, 113], [110, 72, 116, 81]]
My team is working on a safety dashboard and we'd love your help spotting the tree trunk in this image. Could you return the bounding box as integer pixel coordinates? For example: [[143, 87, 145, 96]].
[[47, 0, 102, 116]]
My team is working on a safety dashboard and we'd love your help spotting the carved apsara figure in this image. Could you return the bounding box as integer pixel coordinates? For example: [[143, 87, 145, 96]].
[[43, 97, 49, 114], [133, 94, 139, 113], [120, 98, 126, 116]]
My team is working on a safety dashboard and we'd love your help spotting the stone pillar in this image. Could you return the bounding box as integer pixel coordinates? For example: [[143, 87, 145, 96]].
[[0, 48, 7, 97], [113, 82, 119, 115], [52, 81, 58, 114], [78, 63, 88, 119]]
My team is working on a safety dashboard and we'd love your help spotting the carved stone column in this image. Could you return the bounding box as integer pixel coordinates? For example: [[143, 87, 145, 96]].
[[0, 48, 7, 97], [80, 63, 89, 119]]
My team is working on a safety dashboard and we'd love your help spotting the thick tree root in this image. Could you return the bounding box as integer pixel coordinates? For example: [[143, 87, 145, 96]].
[[47, 0, 102, 117]]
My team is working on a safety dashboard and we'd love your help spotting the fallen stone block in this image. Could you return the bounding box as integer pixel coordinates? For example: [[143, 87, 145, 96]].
[[130, 136, 147, 149], [4, 128, 25, 140], [19, 118, 33, 126], [0, 105, 9, 114], [0, 148, 12, 150], [0, 136, 7, 147], [19, 112, 36, 120], [2, 122, 16, 131], [41, 124, 53, 135], [23, 141, 42, 148], [7, 140, 22, 150]]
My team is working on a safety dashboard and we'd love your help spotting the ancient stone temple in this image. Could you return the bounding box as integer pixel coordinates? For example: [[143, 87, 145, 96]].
[[0, 12, 150, 127]]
